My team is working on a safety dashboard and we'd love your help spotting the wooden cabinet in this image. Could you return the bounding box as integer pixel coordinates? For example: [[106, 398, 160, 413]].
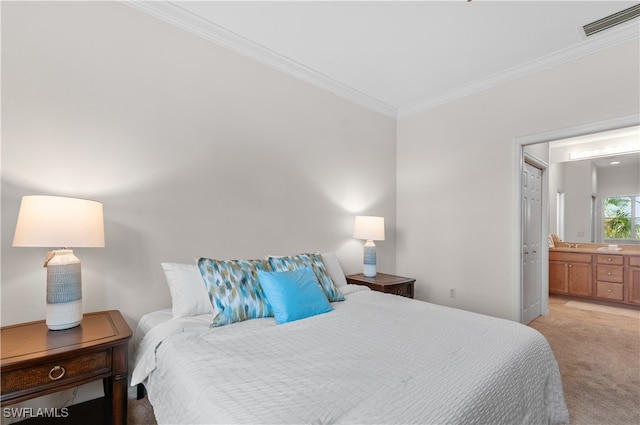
[[345, 273, 415, 298], [0, 311, 132, 425], [595, 254, 624, 301], [628, 256, 640, 305], [549, 252, 592, 297], [550, 250, 640, 306]]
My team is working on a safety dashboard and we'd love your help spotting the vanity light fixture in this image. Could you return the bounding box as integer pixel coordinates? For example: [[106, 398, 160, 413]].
[[13, 195, 105, 330], [569, 144, 640, 160]]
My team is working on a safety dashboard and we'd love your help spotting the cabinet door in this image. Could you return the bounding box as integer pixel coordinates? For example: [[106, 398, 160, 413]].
[[628, 267, 640, 304], [549, 261, 568, 294], [568, 262, 592, 296]]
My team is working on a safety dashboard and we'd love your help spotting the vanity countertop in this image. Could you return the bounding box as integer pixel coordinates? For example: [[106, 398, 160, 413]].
[[550, 243, 640, 256]]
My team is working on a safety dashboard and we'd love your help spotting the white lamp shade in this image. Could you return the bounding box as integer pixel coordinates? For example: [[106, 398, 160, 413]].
[[13, 196, 105, 248], [353, 216, 385, 241]]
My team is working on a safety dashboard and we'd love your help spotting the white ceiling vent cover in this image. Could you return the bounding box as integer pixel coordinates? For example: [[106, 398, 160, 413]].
[[583, 4, 640, 36]]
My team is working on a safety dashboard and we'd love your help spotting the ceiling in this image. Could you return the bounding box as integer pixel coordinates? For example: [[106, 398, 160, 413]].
[[590, 153, 640, 169], [128, 1, 639, 118]]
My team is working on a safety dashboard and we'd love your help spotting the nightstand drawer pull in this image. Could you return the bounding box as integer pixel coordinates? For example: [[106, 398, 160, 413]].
[[48, 365, 66, 381]]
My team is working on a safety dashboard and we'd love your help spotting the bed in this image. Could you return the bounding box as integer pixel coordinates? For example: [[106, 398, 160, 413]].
[[132, 267, 569, 425]]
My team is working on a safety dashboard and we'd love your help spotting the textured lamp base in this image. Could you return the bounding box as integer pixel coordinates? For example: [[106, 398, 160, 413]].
[[47, 300, 82, 330], [362, 263, 377, 278], [46, 249, 83, 330], [362, 240, 377, 277]]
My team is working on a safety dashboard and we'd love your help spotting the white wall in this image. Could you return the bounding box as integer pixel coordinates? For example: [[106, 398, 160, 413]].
[[397, 39, 640, 320], [1, 2, 398, 330], [598, 162, 640, 196]]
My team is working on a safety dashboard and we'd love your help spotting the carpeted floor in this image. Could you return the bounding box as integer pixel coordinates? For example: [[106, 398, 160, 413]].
[[127, 296, 640, 425], [127, 393, 156, 425], [529, 296, 640, 425]]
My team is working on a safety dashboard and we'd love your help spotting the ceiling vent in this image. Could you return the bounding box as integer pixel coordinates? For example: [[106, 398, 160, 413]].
[[583, 4, 640, 36]]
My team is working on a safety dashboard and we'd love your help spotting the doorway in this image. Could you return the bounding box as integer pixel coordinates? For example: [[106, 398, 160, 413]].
[[514, 115, 639, 323]]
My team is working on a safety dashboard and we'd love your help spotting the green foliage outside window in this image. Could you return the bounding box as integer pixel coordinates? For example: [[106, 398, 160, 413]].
[[604, 196, 639, 240]]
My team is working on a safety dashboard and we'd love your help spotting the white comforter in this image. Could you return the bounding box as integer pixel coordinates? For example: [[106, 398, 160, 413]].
[[132, 285, 569, 425]]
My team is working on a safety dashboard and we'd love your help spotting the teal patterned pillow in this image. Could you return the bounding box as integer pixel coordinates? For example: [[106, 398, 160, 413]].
[[267, 253, 344, 302], [196, 258, 273, 327]]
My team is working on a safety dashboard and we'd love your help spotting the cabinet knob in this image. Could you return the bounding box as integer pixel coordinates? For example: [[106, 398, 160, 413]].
[[48, 365, 66, 381], [608, 258, 612, 262], [608, 272, 612, 276], [608, 289, 613, 293]]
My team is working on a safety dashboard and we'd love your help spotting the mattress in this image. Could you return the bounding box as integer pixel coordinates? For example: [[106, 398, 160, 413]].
[[132, 285, 569, 424]]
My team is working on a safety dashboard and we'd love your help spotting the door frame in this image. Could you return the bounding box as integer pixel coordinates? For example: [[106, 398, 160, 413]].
[[512, 114, 639, 322]]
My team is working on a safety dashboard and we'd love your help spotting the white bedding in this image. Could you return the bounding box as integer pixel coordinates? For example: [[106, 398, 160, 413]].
[[131, 308, 172, 354], [132, 285, 569, 425]]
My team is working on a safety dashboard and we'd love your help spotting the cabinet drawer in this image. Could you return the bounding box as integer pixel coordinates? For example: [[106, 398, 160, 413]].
[[596, 265, 624, 283], [596, 254, 623, 265], [1, 350, 110, 395], [549, 252, 592, 263], [596, 282, 624, 301], [629, 256, 640, 267], [384, 283, 414, 298]]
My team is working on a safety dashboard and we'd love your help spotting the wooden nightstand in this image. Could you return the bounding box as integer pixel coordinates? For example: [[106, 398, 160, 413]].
[[346, 273, 415, 298], [0, 310, 132, 425]]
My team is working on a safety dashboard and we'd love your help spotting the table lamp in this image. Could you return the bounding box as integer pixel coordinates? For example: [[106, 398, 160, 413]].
[[12, 195, 105, 330], [353, 216, 385, 277]]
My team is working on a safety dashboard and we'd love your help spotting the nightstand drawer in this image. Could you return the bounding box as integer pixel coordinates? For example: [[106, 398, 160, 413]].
[[1, 350, 111, 396], [384, 283, 414, 298]]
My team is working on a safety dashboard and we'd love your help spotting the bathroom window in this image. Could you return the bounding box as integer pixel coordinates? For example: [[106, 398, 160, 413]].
[[603, 196, 640, 241]]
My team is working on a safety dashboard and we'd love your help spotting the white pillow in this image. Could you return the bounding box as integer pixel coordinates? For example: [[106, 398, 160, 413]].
[[321, 252, 348, 288], [161, 262, 213, 318]]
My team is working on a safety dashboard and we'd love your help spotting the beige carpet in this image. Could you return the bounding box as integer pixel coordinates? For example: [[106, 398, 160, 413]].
[[564, 300, 640, 320], [128, 393, 156, 425], [529, 297, 640, 425], [127, 297, 640, 425]]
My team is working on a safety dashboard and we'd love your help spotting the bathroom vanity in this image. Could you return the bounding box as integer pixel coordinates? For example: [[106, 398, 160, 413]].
[[549, 244, 640, 306]]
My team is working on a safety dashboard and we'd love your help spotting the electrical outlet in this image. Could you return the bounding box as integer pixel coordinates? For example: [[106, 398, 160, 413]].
[[449, 288, 456, 298]]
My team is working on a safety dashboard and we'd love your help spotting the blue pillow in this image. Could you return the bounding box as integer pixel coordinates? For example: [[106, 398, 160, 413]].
[[257, 268, 332, 324], [267, 253, 344, 302], [197, 258, 273, 327]]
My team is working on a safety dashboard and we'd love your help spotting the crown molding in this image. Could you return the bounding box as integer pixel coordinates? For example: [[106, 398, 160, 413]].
[[122, 0, 398, 118], [124, 1, 638, 120], [515, 114, 640, 147], [398, 19, 640, 118]]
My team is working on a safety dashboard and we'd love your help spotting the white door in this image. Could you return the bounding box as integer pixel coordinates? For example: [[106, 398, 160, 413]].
[[522, 161, 543, 324]]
